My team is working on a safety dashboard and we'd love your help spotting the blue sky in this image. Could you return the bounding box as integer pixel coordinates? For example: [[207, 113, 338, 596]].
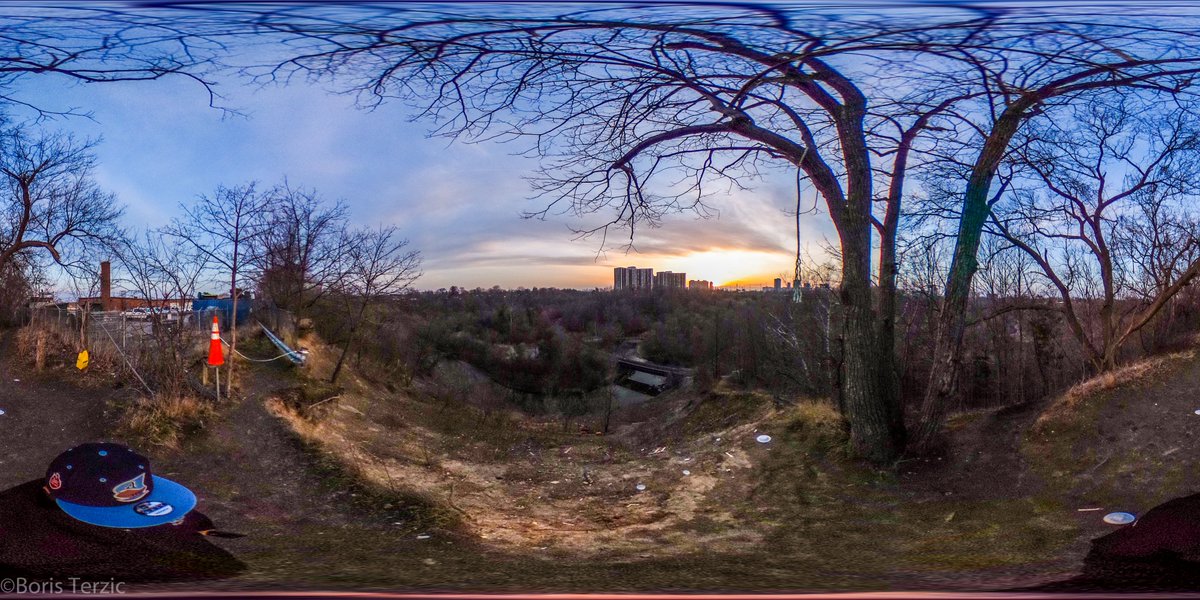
[[11, 59, 833, 292]]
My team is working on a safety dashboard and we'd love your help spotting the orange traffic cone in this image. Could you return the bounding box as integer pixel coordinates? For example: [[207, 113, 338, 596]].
[[208, 316, 225, 366]]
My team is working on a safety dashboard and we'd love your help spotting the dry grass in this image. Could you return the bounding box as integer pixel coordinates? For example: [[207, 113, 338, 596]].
[[15, 324, 119, 374], [291, 331, 340, 383], [116, 393, 216, 449], [1033, 349, 1195, 432]]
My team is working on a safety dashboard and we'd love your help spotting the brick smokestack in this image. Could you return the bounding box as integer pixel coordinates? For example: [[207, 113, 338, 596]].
[[100, 261, 111, 311]]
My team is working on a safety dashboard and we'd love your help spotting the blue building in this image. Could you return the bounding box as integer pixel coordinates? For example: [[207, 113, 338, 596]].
[[192, 294, 252, 326]]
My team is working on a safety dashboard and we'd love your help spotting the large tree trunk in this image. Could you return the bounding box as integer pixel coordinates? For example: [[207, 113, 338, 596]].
[[838, 214, 904, 464], [877, 195, 905, 447], [817, 73, 905, 465], [911, 108, 1027, 452]]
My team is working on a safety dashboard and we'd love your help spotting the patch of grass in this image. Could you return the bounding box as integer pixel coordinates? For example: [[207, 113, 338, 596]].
[[738, 400, 1079, 578], [115, 393, 216, 449], [897, 497, 1077, 572], [776, 401, 849, 457], [630, 385, 781, 449]]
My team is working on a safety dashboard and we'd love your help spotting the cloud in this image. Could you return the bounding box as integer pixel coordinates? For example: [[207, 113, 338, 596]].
[[11, 69, 839, 290]]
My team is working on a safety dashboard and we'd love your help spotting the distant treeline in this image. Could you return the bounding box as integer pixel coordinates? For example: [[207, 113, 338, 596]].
[[328, 283, 1200, 416]]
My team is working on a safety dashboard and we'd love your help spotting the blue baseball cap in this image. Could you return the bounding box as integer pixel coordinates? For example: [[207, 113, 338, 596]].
[[44, 443, 196, 528]]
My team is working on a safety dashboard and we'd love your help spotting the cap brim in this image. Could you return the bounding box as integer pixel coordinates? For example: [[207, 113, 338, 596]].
[[55, 476, 197, 529]]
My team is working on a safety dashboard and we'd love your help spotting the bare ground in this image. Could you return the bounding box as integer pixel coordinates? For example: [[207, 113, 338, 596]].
[[8, 329, 1196, 592]]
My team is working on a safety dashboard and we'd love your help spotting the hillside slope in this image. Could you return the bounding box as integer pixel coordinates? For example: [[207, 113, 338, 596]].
[[11, 326, 1200, 591]]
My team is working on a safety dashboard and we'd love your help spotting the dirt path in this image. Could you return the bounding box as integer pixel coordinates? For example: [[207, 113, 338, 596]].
[[0, 332, 119, 490], [136, 372, 448, 592], [900, 398, 1051, 499]]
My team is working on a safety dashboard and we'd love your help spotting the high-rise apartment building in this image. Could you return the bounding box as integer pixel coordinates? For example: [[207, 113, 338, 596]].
[[614, 266, 654, 290], [688, 280, 714, 290], [654, 271, 686, 289]]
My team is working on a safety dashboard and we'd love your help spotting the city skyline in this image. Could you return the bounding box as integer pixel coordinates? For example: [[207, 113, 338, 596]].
[[610, 264, 795, 292]]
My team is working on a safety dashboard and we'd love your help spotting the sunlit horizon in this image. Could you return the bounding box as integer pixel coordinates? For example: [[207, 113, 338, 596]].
[[411, 247, 813, 292]]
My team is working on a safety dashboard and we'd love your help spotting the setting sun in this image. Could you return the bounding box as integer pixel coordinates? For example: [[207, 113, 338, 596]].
[[655, 249, 793, 287]]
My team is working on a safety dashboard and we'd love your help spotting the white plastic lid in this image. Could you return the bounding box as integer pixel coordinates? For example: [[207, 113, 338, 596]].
[[1103, 512, 1136, 525]]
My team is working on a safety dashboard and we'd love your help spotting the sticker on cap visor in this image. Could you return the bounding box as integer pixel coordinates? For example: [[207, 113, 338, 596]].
[[48, 472, 62, 490], [113, 473, 149, 503], [134, 501, 173, 517]]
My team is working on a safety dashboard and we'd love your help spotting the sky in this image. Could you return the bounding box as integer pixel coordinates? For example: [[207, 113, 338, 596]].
[[7, 23, 837, 293]]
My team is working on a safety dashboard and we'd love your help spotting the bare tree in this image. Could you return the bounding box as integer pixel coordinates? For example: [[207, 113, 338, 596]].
[[246, 3, 976, 463], [329, 226, 422, 384], [64, 262, 101, 362], [224, 3, 1200, 459], [985, 96, 1200, 373], [0, 127, 124, 278], [113, 231, 209, 394], [910, 24, 1200, 451], [253, 182, 350, 338], [0, 5, 226, 118], [168, 183, 270, 396]]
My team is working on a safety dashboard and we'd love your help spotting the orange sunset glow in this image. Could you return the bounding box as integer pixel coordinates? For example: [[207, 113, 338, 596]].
[[625, 249, 796, 287]]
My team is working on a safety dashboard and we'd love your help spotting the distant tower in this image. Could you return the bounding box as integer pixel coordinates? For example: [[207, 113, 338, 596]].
[[100, 260, 112, 311], [774, 277, 782, 291]]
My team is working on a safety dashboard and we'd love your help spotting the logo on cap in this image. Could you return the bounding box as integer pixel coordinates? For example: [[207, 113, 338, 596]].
[[112, 473, 149, 503], [134, 500, 173, 517], [48, 472, 62, 490]]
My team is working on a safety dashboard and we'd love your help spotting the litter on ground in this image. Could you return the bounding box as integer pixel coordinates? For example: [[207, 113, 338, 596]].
[[635, 483, 646, 491], [1103, 512, 1136, 525], [1077, 507, 1103, 512], [756, 434, 772, 444], [682, 470, 691, 476]]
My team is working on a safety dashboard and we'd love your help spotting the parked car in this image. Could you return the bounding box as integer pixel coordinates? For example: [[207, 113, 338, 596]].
[[121, 307, 150, 320]]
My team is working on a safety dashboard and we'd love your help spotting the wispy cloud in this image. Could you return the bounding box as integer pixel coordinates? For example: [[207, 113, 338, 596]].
[[12, 72, 836, 290]]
